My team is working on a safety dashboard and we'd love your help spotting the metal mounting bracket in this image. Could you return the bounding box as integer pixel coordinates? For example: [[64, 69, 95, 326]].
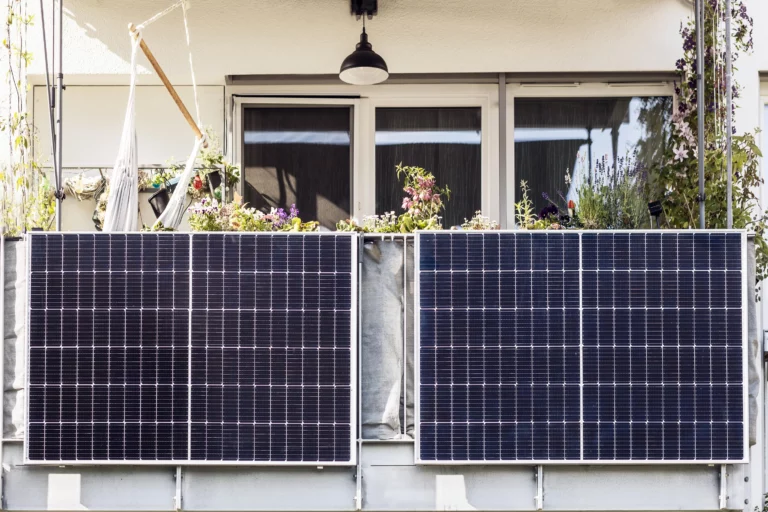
[[174, 466, 183, 512], [534, 465, 544, 510], [718, 465, 728, 510], [351, 0, 377, 17]]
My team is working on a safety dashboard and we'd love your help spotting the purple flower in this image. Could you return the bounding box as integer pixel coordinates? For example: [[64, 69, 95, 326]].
[[539, 204, 558, 220]]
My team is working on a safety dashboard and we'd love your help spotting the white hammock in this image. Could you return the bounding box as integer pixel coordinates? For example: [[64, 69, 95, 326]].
[[103, 0, 203, 231], [156, 135, 204, 228], [102, 36, 140, 232]]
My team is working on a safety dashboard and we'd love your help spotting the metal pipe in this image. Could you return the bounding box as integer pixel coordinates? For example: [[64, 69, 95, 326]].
[[39, 0, 57, 193], [402, 239, 407, 436], [498, 73, 508, 229], [55, 0, 64, 231], [696, 0, 706, 228], [354, 236, 363, 511], [725, 0, 733, 229], [0, 235, 5, 508]]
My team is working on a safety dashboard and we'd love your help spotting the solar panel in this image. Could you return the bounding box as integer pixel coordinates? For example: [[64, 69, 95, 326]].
[[26, 232, 357, 465], [415, 231, 747, 464], [189, 234, 356, 463]]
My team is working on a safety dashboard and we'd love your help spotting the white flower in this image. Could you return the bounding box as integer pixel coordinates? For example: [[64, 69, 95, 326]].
[[673, 144, 689, 162]]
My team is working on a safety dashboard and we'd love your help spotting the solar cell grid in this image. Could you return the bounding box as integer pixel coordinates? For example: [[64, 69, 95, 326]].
[[26, 232, 356, 465], [416, 231, 747, 464]]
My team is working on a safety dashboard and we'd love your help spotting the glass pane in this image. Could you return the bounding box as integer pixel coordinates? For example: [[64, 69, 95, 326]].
[[514, 97, 672, 213], [243, 106, 352, 229], [375, 107, 482, 228]]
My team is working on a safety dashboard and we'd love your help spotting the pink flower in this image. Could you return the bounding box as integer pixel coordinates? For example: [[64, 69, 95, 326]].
[[402, 198, 411, 210]]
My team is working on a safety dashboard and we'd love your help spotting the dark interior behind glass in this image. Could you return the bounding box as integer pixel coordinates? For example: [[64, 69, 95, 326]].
[[514, 97, 672, 213], [243, 106, 352, 229], [375, 107, 482, 228]]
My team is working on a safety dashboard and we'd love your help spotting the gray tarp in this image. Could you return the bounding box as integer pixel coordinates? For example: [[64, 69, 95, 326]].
[[3, 238, 26, 439], [360, 238, 415, 439], [747, 237, 758, 445]]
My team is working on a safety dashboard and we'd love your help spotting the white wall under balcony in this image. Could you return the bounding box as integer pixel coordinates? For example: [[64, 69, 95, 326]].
[[26, 0, 693, 85]]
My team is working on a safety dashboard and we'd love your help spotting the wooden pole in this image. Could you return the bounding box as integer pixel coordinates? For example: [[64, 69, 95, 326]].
[[128, 23, 207, 147]]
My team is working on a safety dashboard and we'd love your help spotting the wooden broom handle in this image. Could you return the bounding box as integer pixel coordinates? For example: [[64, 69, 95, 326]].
[[128, 23, 207, 148]]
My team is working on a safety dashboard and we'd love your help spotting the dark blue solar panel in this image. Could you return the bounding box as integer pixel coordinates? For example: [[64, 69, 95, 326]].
[[27, 233, 191, 462], [418, 232, 582, 462], [581, 232, 744, 462], [417, 231, 746, 463], [188, 233, 354, 463], [27, 232, 356, 465]]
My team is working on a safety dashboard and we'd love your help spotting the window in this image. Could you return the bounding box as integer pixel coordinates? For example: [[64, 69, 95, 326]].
[[242, 106, 352, 229], [375, 107, 482, 228], [513, 96, 672, 213]]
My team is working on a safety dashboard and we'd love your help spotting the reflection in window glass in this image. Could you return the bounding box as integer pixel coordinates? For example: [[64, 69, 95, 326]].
[[376, 108, 481, 228], [514, 97, 672, 213], [243, 107, 352, 229]]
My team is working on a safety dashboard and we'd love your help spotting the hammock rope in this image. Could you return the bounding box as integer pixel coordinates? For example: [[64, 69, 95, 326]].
[[103, 0, 204, 232]]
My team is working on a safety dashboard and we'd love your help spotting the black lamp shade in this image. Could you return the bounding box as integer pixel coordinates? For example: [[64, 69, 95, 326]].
[[148, 188, 171, 219], [339, 28, 388, 85]]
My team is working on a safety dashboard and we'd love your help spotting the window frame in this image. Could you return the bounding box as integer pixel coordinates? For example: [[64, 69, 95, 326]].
[[228, 84, 498, 224], [505, 82, 676, 227], [231, 96, 361, 222]]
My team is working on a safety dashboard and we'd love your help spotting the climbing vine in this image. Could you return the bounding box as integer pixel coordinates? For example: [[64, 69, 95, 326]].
[[1, 0, 54, 236], [651, 0, 767, 282]]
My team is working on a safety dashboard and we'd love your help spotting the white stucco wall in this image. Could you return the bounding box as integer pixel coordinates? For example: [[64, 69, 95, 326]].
[[28, 0, 695, 84]]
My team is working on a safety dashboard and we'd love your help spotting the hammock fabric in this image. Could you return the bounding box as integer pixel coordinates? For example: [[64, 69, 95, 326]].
[[156, 135, 204, 228], [103, 0, 203, 232], [102, 36, 140, 232]]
